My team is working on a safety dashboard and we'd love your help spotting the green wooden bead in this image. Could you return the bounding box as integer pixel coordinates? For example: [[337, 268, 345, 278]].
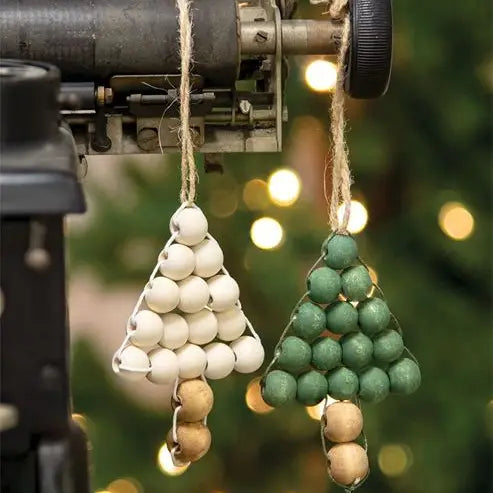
[[323, 234, 358, 270], [358, 298, 391, 336], [341, 265, 372, 301], [307, 267, 341, 304], [388, 358, 421, 395], [340, 332, 373, 370], [358, 367, 390, 403], [296, 370, 328, 405], [311, 337, 342, 371], [326, 367, 359, 400], [292, 302, 326, 341], [277, 336, 312, 373], [262, 370, 297, 407], [325, 301, 359, 334], [373, 329, 404, 363]]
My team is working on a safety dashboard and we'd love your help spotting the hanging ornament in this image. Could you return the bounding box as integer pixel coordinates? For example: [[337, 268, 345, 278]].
[[112, 0, 264, 469], [261, 0, 420, 491]]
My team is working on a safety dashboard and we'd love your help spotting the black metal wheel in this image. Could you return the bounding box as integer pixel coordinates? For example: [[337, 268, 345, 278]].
[[344, 0, 392, 99]]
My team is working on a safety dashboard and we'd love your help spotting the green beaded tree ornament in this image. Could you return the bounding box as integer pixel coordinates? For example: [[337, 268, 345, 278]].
[[261, 1, 420, 490]]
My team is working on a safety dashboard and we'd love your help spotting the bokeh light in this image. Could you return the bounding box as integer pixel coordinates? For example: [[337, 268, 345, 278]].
[[378, 444, 413, 477], [245, 377, 274, 414], [438, 201, 474, 240], [157, 443, 189, 476], [106, 478, 142, 493], [337, 200, 368, 234], [242, 179, 270, 211], [72, 413, 88, 433], [250, 217, 284, 250], [305, 60, 338, 92], [209, 188, 238, 218], [267, 168, 301, 207]]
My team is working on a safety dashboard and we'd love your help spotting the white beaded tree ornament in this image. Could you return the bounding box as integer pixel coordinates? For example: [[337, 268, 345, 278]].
[[112, 0, 264, 468]]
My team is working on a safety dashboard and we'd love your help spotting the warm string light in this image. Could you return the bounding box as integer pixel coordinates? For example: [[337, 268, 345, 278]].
[[157, 443, 189, 476], [438, 201, 474, 240], [378, 444, 413, 477], [305, 60, 338, 92], [245, 377, 274, 414], [337, 200, 368, 234], [267, 168, 301, 207], [243, 179, 270, 211], [250, 217, 284, 250]]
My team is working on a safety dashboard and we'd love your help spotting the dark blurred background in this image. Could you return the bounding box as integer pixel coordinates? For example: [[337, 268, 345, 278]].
[[66, 0, 492, 492]]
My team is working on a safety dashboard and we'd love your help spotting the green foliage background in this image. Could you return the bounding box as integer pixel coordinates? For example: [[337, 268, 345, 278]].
[[69, 0, 492, 492]]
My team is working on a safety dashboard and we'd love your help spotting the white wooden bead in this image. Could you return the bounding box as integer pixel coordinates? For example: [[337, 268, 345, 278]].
[[192, 239, 224, 278], [172, 207, 208, 246], [118, 346, 150, 381], [175, 343, 207, 379], [160, 313, 189, 349], [128, 310, 164, 347], [177, 276, 210, 313], [230, 336, 265, 374], [147, 348, 179, 384], [207, 275, 240, 312], [216, 307, 246, 341], [145, 277, 180, 313], [204, 342, 235, 380], [159, 244, 195, 281], [185, 309, 218, 345]]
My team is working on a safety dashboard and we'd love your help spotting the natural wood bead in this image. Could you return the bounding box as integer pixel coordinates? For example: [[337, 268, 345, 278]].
[[175, 343, 207, 379], [328, 442, 369, 486], [128, 310, 163, 347], [177, 276, 210, 313], [324, 402, 363, 443], [177, 378, 214, 421], [172, 207, 208, 247], [145, 277, 180, 313], [192, 239, 224, 278], [167, 422, 212, 462], [159, 243, 195, 281], [216, 307, 246, 341]]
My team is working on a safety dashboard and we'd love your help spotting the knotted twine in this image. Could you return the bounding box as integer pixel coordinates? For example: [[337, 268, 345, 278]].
[[177, 0, 197, 204], [327, 0, 352, 233]]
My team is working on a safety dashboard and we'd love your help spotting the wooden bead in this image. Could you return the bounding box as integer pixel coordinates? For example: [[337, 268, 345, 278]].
[[327, 367, 359, 400], [307, 267, 341, 304], [324, 402, 363, 443], [144, 277, 180, 313], [192, 239, 224, 278], [311, 336, 341, 371], [358, 297, 390, 336], [277, 336, 312, 373], [296, 370, 328, 405], [203, 342, 235, 380], [358, 366, 390, 403], [147, 348, 179, 384], [172, 207, 208, 247], [323, 234, 358, 270], [325, 301, 359, 334], [185, 309, 218, 345], [118, 345, 150, 381], [160, 313, 189, 349], [341, 266, 372, 301], [177, 379, 214, 421], [340, 332, 373, 370], [292, 302, 326, 341], [128, 310, 164, 347], [373, 329, 404, 363], [216, 307, 246, 341], [159, 244, 195, 281], [167, 422, 211, 462], [207, 275, 240, 312], [327, 442, 369, 486], [262, 370, 297, 407], [175, 343, 207, 378], [388, 358, 421, 395], [177, 275, 210, 313], [230, 336, 264, 373]]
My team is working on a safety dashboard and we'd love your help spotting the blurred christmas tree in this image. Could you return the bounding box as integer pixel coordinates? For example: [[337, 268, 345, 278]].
[[69, 0, 492, 492]]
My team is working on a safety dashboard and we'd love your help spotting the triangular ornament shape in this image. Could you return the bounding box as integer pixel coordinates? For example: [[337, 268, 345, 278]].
[[113, 203, 264, 466]]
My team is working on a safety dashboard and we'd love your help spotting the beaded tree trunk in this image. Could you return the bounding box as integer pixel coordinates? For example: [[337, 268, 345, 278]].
[[113, 203, 264, 466]]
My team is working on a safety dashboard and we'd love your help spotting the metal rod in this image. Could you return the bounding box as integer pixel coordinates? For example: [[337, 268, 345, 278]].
[[240, 20, 341, 55]]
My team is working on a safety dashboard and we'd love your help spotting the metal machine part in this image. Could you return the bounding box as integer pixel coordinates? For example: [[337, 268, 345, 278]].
[[0, 0, 392, 155], [0, 59, 88, 493]]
